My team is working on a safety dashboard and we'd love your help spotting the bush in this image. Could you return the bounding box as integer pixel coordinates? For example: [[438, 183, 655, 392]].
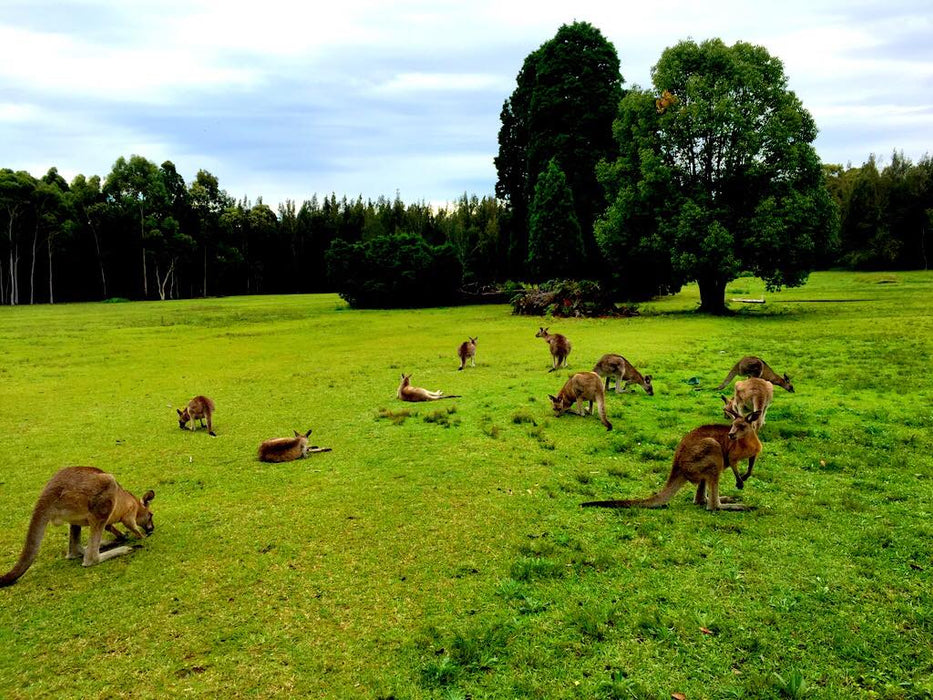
[[326, 233, 462, 308], [510, 279, 637, 318]]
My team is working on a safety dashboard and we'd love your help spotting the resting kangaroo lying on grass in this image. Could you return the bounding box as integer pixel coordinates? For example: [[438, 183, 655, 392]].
[[258, 429, 332, 463], [396, 374, 461, 402], [715, 356, 794, 393], [1, 466, 155, 587], [581, 408, 762, 511]]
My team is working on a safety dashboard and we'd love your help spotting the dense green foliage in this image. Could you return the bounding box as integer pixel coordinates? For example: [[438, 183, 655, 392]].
[[0, 272, 931, 698], [325, 233, 462, 308], [526, 160, 585, 281], [826, 152, 933, 270], [596, 39, 839, 313], [495, 21, 622, 273]]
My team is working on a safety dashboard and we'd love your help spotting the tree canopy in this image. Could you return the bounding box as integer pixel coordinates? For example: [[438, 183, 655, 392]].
[[596, 38, 839, 312], [496, 21, 622, 275]]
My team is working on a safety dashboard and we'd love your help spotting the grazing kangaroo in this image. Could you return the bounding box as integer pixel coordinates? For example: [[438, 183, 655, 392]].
[[177, 395, 216, 436], [715, 356, 794, 392], [536, 327, 572, 372], [396, 374, 461, 402], [258, 429, 332, 463], [722, 377, 773, 429], [457, 337, 477, 370], [581, 408, 762, 511], [1, 466, 155, 587], [548, 371, 612, 431], [592, 353, 654, 396]]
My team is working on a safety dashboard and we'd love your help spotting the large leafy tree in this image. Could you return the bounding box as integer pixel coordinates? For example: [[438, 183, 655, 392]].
[[597, 38, 838, 313], [496, 21, 622, 275], [527, 159, 585, 281]]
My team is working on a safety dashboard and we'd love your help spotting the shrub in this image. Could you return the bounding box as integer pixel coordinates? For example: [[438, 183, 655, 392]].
[[326, 233, 462, 308]]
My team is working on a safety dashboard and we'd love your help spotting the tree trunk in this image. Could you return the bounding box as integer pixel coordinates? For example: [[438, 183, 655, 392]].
[[139, 203, 147, 298], [203, 245, 208, 297], [30, 224, 38, 304], [89, 220, 107, 298], [697, 276, 729, 315], [48, 235, 54, 304]]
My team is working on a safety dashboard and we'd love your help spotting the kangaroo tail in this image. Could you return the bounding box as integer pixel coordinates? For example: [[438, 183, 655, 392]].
[[435, 395, 461, 400], [714, 368, 738, 391], [581, 474, 687, 509], [0, 503, 50, 587]]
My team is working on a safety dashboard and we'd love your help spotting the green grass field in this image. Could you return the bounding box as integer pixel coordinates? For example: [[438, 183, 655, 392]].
[[1, 271, 931, 699]]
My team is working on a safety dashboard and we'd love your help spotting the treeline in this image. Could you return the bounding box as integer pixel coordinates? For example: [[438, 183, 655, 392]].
[[0, 156, 506, 304], [826, 153, 933, 270], [0, 152, 930, 307]]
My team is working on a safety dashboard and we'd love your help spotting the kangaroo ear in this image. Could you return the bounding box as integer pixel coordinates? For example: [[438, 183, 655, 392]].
[[547, 394, 558, 402], [745, 411, 761, 424], [305, 429, 313, 437], [720, 394, 729, 404], [176, 408, 183, 416], [142, 490, 155, 505], [784, 373, 791, 381], [293, 430, 301, 437], [645, 375, 652, 382]]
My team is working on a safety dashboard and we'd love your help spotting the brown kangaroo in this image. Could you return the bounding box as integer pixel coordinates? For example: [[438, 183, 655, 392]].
[[1, 466, 155, 587], [715, 356, 794, 392], [397, 374, 461, 402], [548, 371, 612, 431], [581, 408, 762, 511], [536, 327, 571, 372], [177, 395, 216, 436], [457, 337, 477, 370], [722, 377, 773, 429], [592, 353, 654, 396], [258, 429, 332, 463]]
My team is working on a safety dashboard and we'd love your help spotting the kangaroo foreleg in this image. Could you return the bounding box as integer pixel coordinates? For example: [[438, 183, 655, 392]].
[[106, 524, 127, 541], [740, 455, 757, 482]]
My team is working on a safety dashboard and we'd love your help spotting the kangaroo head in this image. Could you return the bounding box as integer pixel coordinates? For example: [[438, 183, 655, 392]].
[[535, 327, 548, 338], [643, 375, 654, 396], [176, 407, 190, 429], [470, 336, 477, 345], [783, 373, 795, 392], [548, 393, 569, 416], [136, 490, 156, 534], [728, 411, 761, 440], [399, 373, 412, 387], [293, 428, 313, 438], [722, 394, 739, 419]]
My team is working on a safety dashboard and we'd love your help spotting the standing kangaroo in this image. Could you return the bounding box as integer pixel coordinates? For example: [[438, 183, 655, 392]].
[[581, 408, 762, 511], [457, 337, 477, 370], [722, 377, 773, 429], [258, 429, 332, 463], [397, 374, 461, 402], [177, 395, 216, 436], [548, 371, 612, 431], [592, 353, 654, 396], [536, 327, 571, 372], [715, 356, 794, 392], [1, 466, 155, 587]]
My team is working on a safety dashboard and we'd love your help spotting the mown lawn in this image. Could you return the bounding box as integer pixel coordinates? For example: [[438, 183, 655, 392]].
[[0, 271, 931, 699]]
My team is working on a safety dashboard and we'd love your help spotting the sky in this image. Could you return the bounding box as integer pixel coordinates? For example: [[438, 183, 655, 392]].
[[1, 0, 931, 210]]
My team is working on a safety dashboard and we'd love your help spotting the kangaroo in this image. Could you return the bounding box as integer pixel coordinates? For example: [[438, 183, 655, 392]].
[[536, 327, 571, 372], [581, 408, 762, 511], [592, 353, 654, 396], [396, 374, 461, 402], [722, 377, 773, 429], [715, 356, 794, 393], [457, 337, 477, 370], [177, 395, 216, 436], [258, 429, 332, 463], [1, 466, 155, 587], [548, 371, 612, 431]]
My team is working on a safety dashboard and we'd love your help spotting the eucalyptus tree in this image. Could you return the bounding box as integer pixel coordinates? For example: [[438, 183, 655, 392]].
[[103, 155, 167, 298], [597, 38, 838, 312], [527, 159, 585, 281], [0, 169, 35, 305], [189, 169, 232, 296], [69, 174, 109, 298]]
